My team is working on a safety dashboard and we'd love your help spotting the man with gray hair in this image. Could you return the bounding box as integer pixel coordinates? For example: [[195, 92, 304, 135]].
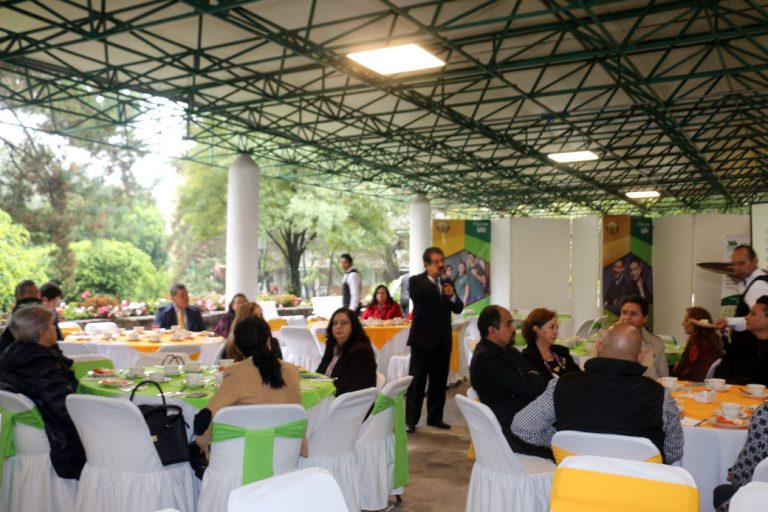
[[0, 305, 85, 479], [511, 322, 684, 463]]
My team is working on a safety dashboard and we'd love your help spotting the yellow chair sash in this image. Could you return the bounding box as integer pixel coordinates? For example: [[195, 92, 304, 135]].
[[552, 445, 662, 465], [211, 419, 307, 485], [0, 406, 45, 484], [550, 467, 698, 512], [371, 390, 409, 487]]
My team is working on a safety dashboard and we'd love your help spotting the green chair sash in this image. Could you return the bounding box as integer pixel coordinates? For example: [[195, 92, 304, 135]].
[[371, 389, 409, 488], [211, 418, 307, 484], [0, 406, 45, 484]]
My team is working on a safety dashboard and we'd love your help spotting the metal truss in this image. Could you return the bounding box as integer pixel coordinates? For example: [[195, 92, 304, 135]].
[[1, 0, 768, 216]]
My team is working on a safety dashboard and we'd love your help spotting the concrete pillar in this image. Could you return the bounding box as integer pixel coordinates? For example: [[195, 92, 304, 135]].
[[409, 193, 432, 275], [226, 154, 261, 302]]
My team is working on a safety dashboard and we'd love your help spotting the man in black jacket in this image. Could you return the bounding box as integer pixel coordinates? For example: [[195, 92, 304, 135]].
[[715, 295, 768, 385], [469, 305, 551, 458], [0, 304, 86, 479], [406, 247, 463, 433], [0, 279, 42, 354], [153, 283, 206, 331]]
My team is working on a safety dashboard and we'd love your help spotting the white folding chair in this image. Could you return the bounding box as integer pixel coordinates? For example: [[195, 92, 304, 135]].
[[386, 353, 411, 383], [279, 327, 322, 371], [65, 395, 197, 512], [455, 394, 554, 512], [574, 319, 594, 338], [550, 455, 698, 512], [550, 430, 662, 465], [588, 316, 607, 336], [227, 467, 348, 512], [705, 358, 722, 380], [58, 342, 93, 357], [199, 404, 307, 512], [375, 372, 386, 391], [355, 376, 413, 511], [299, 387, 378, 512], [309, 324, 326, 356], [753, 456, 768, 481], [730, 481, 768, 512], [83, 322, 118, 333], [285, 315, 308, 327], [0, 391, 77, 512], [259, 301, 279, 321]]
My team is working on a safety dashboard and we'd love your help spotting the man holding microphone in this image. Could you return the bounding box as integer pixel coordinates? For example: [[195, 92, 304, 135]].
[[406, 247, 464, 433]]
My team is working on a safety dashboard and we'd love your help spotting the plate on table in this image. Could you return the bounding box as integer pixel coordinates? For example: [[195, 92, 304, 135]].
[[740, 389, 768, 399], [712, 409, 749, 420], [88, 368, 116, 377], [708, 415, 748, 429], [706, 384, 732, 392], [99, 379, 132, 388]]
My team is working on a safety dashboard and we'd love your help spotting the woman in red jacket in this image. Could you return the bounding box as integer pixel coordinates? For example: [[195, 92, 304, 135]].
[[361, 285, 403, 320]]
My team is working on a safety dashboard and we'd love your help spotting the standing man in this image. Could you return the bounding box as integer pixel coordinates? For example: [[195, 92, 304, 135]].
[[619, 295, 668, 379], [340, 253, 361, 314], [153, 283, 206, 331], [715, 244, 768, 331], [406, 247, 463, 433]]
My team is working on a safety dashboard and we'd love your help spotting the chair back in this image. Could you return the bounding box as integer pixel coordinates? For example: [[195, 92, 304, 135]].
[[259, 301, 279, 321], [705, 358, 722, 380], [65, 395, 163, 472], [454, 394, 528, 474], [310, 296, 343, 320], [96, 344, 141, 368], [551, 430, 662, 464], [375, 372, 386, 391], [550, 455, 698, 512], [208, 404, 306, 477], [227, 467, 347, 512], [589, 316, 607, 335], [280, 327, 322, 369], [135, 352, 190, 367], [69, 355, 115, 380], [285, 315, 308, 327], [308, 387, 377, 458], [58, 342, 93, 357], [358, 377, 412, 444], [753, 456, 768, 482], [730, 481, 768, 512], [0, 390, 50, 456], [157, 344, 200, 358], [574, 319, 594, 338], [84, 322, 119, 333], [466, 387, 479, 401]]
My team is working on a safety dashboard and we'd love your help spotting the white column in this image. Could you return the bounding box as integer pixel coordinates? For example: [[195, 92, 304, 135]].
[[226, 154, 261, 302], [409, 193, 432, 275], [490, 218, 513, 309]]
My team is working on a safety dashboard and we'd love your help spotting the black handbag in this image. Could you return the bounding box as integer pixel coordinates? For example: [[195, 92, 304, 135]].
[[129, 380, 190, 465]]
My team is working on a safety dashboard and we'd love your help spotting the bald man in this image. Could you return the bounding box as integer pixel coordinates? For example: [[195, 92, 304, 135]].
[[511, 323, 684, 463]]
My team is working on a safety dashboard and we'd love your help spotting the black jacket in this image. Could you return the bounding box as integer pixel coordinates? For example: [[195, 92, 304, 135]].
[[317, 341, 377, 396], [153, 303, 206, 331], [407, 272, 463, 351], [0, 298, 44, 354], [715, 330, 768, 385], [0, 341, 86, 479], [522, 343, 581, 382]]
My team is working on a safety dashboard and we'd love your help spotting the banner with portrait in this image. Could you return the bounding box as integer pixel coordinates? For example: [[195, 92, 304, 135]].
[[433, 219, 491, 315], [602, 215, 654, 329]]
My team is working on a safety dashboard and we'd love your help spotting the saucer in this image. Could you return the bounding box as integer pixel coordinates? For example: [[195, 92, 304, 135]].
[[706, 384, 732, 392], [712, 409, 748, 419], [740, 389, 768, 399], [708, 415, 748, 429], [181, 380, 205, 388], [99, 379, 132, 388]]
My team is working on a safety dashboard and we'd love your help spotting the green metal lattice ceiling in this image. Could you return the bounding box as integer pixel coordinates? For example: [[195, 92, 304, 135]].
[[1, 0, 768, 216]]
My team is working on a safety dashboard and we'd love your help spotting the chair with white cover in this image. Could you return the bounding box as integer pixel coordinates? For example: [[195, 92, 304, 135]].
[[309, 325, 326, 357], [259, 301, 279, 321], [550, 455, 698, 512], [135, 352, 191, 367], [375, 372, 386, 391], [68, 355, 115, 380], [299, 387, 378, 512], [279, 327, 322, 371], [574, 319, 594, 339], [355, 376, 413, 511], [466, 387, 479, 401], [65, 395, 197, 512], [157, 344, 200, 359], [310, 296, 343, 320], [227, 467, 348, 512], [454, 394, 554, 512], [285, 315, 308, 327], [58, 342, 93, 357], [386, 353, 411, 383], [730, 481, 768, 512], [705, 358, 722, 380], [0, 391, 77, 512], [84, 322, 119, 333], [589, 316, 607, 336], [550, 430, 662, 465], [199, 404, 307, 512], [753, 456, 768, 482]]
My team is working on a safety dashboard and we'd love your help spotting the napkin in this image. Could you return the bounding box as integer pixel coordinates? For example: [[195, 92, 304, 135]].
[[681, 417, 703, 427], [693, 390, 717, 403]]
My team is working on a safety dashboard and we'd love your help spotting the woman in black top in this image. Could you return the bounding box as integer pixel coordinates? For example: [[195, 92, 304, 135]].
[[316, 307, 377, 395], [521, 308, 580, 381]]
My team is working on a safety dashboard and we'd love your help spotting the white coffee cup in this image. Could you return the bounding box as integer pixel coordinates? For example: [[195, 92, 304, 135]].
[[149, 332, 161, 342], [706, 378, 726, 390], [219, 359, 235, 368], [148, 370, 165, 383], [747, 383, 766, 396], [184, 361, 202, 372], [126, 331, 139, 341], [214, 372, 224, 384], [163, 364, 180, 376], [128, 367, 145, 377], [659, 376, 678, 390], [720, 402, 743, 419], [186, 373, 203, 385]]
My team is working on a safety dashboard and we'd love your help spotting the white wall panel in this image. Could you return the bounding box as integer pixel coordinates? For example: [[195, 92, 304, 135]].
[[653, 215, 694, 343], [571, 217, 601, 335], [490, 218, 513, 310]]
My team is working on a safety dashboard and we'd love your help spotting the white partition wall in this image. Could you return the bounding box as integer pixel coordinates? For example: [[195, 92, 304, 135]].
[[571, 217, 601, 335], [490, 218, 513, 310]]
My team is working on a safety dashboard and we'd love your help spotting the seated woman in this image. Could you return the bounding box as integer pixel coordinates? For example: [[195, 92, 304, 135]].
[[521, 308, 580, 381], [316, 307, 377, 395], [194, 316, 301, 457], [224, 301, 282, 360], [673, 306, 724, 381], [361, 285, 403, 320], [213, 293, 247, 338]]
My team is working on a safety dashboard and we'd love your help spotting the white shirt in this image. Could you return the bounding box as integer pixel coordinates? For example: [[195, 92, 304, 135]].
[[727, 268, 768, 331], [343, 270, 361, 311]]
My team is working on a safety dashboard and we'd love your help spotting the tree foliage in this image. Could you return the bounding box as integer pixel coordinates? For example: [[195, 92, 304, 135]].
[[0, 209, 53, 309]]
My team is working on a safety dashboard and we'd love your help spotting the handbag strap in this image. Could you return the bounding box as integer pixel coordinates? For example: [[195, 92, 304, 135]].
[[161, 354, 184, 365], [129, 379, 166, 406]]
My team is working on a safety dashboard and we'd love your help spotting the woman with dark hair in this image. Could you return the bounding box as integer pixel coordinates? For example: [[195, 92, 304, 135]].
[[223, 301, 282, 361], [194, 316, 301, 456], [673, 306, 724, 381], [316, 307, 377, 396], [521, 308, 580, 382], [213, 293, 247, 338], [361, 285, 403, 320]]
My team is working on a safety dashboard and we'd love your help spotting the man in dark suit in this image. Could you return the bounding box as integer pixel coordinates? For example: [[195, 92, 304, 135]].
[[153, 283, 206, 331], [406, 247, 463, 433]]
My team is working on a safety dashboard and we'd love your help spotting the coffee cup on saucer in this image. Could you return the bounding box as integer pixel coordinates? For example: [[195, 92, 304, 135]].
[[746, 383, 766, 396], [148, 370, 165, 383], [128, 367, 145, 378], [163, 364, 181, 376], [149, 332, 162, 342], [126, 331, 139, 341], [705, 378, 726, 390], [720, 402, 744, 419], [184, 361, 202, 373], [186, 373, 203, 386]]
